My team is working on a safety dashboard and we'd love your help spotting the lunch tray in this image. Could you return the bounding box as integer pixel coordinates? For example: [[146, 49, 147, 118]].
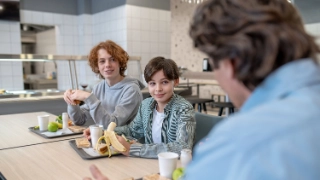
[[28, 126, 84, 139], [0, 172, 6, 180], [69, 140, 121, 160]]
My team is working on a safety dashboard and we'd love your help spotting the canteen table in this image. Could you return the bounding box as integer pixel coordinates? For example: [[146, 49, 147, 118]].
[[0, 111, 82, 150], [0, 140, 160, 180]]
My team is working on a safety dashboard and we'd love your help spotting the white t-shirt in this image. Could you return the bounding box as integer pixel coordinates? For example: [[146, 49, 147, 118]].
[[152, 108, 165, 144]]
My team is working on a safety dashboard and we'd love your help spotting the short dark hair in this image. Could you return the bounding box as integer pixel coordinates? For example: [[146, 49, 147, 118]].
[[88, 40, 129, 78], [144, 57, 179, 82], [190, 0, 320, 89]]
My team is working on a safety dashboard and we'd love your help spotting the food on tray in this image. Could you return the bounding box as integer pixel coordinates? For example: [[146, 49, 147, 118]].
[[75, 138, 91, 148], [96, 122, 127, 157], [172, 167, 185, 180], [34, 126, 39, 130], [57, 123, 62, 129], [56, 115, 63, 123], [48, 122, 59, 132], [56, 115, 73, 126], [143, 174, 169, 180], [97, 144, 109, 154], [68, 126, 86, 133]]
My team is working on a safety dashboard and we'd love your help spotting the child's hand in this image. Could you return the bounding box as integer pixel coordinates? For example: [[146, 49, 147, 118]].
[[116, 135, 131, 156]]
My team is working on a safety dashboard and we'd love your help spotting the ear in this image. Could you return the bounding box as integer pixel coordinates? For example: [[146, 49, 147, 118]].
[[221, 58, 236, 79], [173, 78, 179, 87]]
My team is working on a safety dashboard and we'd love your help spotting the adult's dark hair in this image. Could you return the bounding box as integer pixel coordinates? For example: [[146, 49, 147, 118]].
[[190, 0, 320, 89], [88, 40, 129, 79], [144, 57, 180, 82]]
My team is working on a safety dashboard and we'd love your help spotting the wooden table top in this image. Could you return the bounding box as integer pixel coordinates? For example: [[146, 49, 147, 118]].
[[0, 112, 83, 150], [0, 140, 160, 180], [0, 112, 180, 180]]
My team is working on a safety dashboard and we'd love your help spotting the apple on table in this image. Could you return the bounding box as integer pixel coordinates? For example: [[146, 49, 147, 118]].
[[172, 167, 185, 180]]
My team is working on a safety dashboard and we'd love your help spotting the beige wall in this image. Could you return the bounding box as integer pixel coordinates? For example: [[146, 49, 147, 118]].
[[170, 1, 225, 98], [170, 1, 320, 99], [170, 1, 206, 72]]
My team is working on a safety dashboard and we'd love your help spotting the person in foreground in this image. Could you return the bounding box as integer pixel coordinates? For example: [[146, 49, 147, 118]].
[[63, 40, 144, 129], [184, 0, 320, 179], [85, 0, 320, 179], [113, 56, 196, 158]]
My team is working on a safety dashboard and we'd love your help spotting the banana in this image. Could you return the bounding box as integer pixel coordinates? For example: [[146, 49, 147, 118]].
[[95, 122, 127, 157]]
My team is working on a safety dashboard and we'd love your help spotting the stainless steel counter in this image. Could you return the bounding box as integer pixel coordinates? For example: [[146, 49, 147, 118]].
[[0, 89, 64, 100]]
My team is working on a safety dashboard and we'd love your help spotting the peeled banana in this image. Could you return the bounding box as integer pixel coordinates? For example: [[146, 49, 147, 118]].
[[96, 122, 127, 157]]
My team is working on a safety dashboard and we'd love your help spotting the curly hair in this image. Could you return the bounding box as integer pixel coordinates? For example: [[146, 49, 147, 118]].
[[190, 0, 320, 89], [144, 57, 180, 83], [88, 40, 129, 78]]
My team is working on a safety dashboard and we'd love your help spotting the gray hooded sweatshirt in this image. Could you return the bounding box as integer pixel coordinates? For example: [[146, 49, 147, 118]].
[[68, 77, 145, 128]]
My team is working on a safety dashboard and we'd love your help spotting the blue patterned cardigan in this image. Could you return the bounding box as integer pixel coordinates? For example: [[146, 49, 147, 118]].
[[114, 94, 196, 158]]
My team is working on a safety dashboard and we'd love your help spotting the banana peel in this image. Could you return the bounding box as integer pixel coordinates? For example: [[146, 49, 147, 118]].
[[96, 122, 127, 157]]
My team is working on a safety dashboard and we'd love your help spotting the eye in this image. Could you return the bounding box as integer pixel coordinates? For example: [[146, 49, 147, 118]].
[[148, 82, 155, 86], [162, 80, 169, 84], [110, 58, 115, 62], [98, 59, 105, 64]]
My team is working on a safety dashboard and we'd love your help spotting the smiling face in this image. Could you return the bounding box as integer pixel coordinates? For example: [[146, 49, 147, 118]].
[[148, 70, 179, 107], [97, 48, 123, 86]]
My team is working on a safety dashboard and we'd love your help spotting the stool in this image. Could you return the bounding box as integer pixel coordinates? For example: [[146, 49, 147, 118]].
[[184, 96, 213, 113], [212, 102, 235, 116]]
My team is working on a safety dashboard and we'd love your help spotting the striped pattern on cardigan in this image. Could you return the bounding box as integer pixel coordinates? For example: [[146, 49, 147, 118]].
[[115, 94, 196, 158]]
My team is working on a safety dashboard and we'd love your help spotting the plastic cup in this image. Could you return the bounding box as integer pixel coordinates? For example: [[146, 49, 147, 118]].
[[37, 115, 50, 131], [158, 152, 179, 178], [90, 125, 103, 149]]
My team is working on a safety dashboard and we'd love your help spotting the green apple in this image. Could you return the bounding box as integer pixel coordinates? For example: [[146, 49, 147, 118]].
[[172, 167, 185, 180], [48, 122, 58, 132]]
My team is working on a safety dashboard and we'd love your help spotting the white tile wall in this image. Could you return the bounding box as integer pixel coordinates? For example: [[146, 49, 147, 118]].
[[0, 20, 23, 90], [170, 0, 225, 98], [126, 5, 171, 80], [1, 5, 171, 91], [305, 22, 320, 45], [20, 10, 91, 90]]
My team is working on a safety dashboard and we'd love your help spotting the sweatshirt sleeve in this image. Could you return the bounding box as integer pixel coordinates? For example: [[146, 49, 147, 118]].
[[114, 103, 145, 140], [68, 102, 92, 126], [129, 103, 196, 158], [84, 85, 142, 129]]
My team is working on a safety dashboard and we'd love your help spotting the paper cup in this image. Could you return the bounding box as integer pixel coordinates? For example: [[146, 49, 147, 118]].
[[37, 115, 50, 131], [90, 125, 103, 149], [158, 152, 179, 178]]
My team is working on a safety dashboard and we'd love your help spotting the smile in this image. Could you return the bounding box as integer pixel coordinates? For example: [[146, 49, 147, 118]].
[[155, 94, 165, 98]]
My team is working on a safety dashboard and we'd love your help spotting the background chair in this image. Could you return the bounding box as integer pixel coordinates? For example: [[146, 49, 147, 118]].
[[194, 112, 224, 147], [179, 86, 213, 113]]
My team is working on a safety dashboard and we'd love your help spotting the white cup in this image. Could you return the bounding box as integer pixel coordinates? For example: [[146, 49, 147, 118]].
[[90, 125, 103, 149], [158, 152, 179, 178], [37, 115, 50, 131]]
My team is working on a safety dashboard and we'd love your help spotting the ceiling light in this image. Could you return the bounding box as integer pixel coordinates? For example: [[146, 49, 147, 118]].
[[181, 0, 293, 4], [0, 5, 3, 11]]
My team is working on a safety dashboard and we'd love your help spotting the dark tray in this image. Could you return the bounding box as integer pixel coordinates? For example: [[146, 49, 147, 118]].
[[28, 126, 84, 139], [0, 172, 6, 180], [69, 140, 121, 160]]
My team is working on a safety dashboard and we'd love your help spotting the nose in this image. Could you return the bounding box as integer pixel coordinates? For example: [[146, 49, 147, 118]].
[[105, 60, 111, 67], [155, 84, 162, 92]]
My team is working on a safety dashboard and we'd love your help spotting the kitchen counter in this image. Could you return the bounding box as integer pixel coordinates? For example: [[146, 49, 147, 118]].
[[0, 89, 64, 101], [24, 79, 57, 89]]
